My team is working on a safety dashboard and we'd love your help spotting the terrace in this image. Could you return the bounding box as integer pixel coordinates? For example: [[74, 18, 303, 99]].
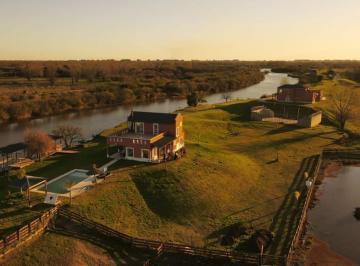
[[109, 128, 167, 143]]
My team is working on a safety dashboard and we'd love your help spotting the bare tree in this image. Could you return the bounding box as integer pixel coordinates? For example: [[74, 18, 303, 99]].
[[331, 89, 356, 131], [53, 125, 83, 148], [222, 92, 231, 103], [24, 129, 55, 160]]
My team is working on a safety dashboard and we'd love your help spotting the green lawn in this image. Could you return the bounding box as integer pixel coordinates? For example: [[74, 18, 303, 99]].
[[26, 140, 111, 179]]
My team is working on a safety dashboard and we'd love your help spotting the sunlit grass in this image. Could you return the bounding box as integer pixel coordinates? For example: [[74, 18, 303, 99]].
[[69, 100, 343, 252]]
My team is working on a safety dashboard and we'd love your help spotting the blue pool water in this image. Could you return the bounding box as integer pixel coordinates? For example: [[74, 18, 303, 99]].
[[39, 170, 89, 194]]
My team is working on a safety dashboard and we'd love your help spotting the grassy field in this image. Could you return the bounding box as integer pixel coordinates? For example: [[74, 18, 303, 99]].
[[1, 217, 153, 266], [2, 232, 123, 266], [65, 100, 343, 253], [2, 99, 354, 265], [311, 78, 360, 134]]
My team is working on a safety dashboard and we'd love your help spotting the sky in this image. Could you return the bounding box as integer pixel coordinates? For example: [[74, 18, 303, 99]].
[[0, 0, 360, 60]]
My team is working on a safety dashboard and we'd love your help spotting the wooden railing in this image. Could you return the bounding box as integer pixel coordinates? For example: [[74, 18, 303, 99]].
[[58, 208, 285, 265], [285, 153, 323, 265], [0, 206, 58, 257], [322, 148, 360, 161]]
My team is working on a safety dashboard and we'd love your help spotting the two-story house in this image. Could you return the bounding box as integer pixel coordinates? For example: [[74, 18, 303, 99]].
[[276, 84, 321, 104], [107, 111, 185, 163]]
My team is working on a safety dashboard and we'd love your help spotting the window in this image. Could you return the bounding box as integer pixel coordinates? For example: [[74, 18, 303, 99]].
[[126, 147, 134, 157], [153, 123, 159, 135], [141, 149, 149, 159], [135, 122, 144, 134]]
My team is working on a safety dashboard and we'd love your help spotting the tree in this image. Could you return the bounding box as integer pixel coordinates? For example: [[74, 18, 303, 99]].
[[222, 92, 231, 103], [187, 92, 199, 107], [65, 181, 76, 205], [330, 89, 356, 131], [23, 64, 33, 81], [43, 66, 57, 85], [24, 129, 55, 160], [53, 125, 82, 148]]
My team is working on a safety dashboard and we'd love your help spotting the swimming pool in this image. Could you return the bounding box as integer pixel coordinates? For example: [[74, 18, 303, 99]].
[[35, 169, 95, 196]]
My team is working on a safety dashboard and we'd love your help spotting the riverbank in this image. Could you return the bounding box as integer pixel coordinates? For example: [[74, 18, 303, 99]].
[[307, 162, 360, 264], [305, 236, 355, 266], [0, 61, 264, 124], [0, 72, 296, 147]]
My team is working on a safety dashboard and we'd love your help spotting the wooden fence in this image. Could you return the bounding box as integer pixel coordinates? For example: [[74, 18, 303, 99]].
[[58, 208, 285, 265], [285, 153, 323, 265], [322, 147, 360, 161], [0, 206, 58, 257]]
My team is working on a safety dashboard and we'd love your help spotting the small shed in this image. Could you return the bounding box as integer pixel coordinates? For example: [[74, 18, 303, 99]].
[[250, 106, 275, 121]]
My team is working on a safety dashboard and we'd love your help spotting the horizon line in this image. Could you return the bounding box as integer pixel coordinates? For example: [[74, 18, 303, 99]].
[[1, 58, 360, 62]]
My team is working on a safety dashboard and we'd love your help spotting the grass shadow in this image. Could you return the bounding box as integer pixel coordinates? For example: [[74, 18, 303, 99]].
[[131, 169, 198, 222], [265, 125, 300, 135], [53, 216, 152, 265], [267, 155, 320, 255]]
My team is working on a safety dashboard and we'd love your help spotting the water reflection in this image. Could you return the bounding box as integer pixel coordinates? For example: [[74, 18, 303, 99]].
[[309, 166, 360, 264]]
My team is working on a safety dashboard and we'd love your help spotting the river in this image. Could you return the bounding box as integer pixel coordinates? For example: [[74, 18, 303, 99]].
[[0, 72, 297, 147], [308, 166, 360, 264]]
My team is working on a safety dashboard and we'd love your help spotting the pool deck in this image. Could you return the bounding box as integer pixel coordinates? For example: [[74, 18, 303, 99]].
[[32, 169, 102, 198], [30, 158, 119, 198]]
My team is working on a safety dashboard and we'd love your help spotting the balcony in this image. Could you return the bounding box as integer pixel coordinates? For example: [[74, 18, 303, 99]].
[[110, 128, 167, 143]]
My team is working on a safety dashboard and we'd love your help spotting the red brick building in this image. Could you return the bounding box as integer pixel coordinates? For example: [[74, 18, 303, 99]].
[[107, 111, 185, 163], [276, 84, 321, 104]]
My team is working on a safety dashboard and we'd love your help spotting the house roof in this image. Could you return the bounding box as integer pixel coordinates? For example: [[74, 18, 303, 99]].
[[0, 142, 27, 154], [128, 111, 179, 124], [151, 136, 175, 148], [278, 84, 305, 89]]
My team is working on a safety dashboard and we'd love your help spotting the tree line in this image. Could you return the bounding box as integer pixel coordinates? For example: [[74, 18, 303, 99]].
[[0, 60, 264, 123]]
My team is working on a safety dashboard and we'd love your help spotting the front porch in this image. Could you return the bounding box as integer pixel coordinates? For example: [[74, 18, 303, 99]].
[[108, 141, 185, 164]]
